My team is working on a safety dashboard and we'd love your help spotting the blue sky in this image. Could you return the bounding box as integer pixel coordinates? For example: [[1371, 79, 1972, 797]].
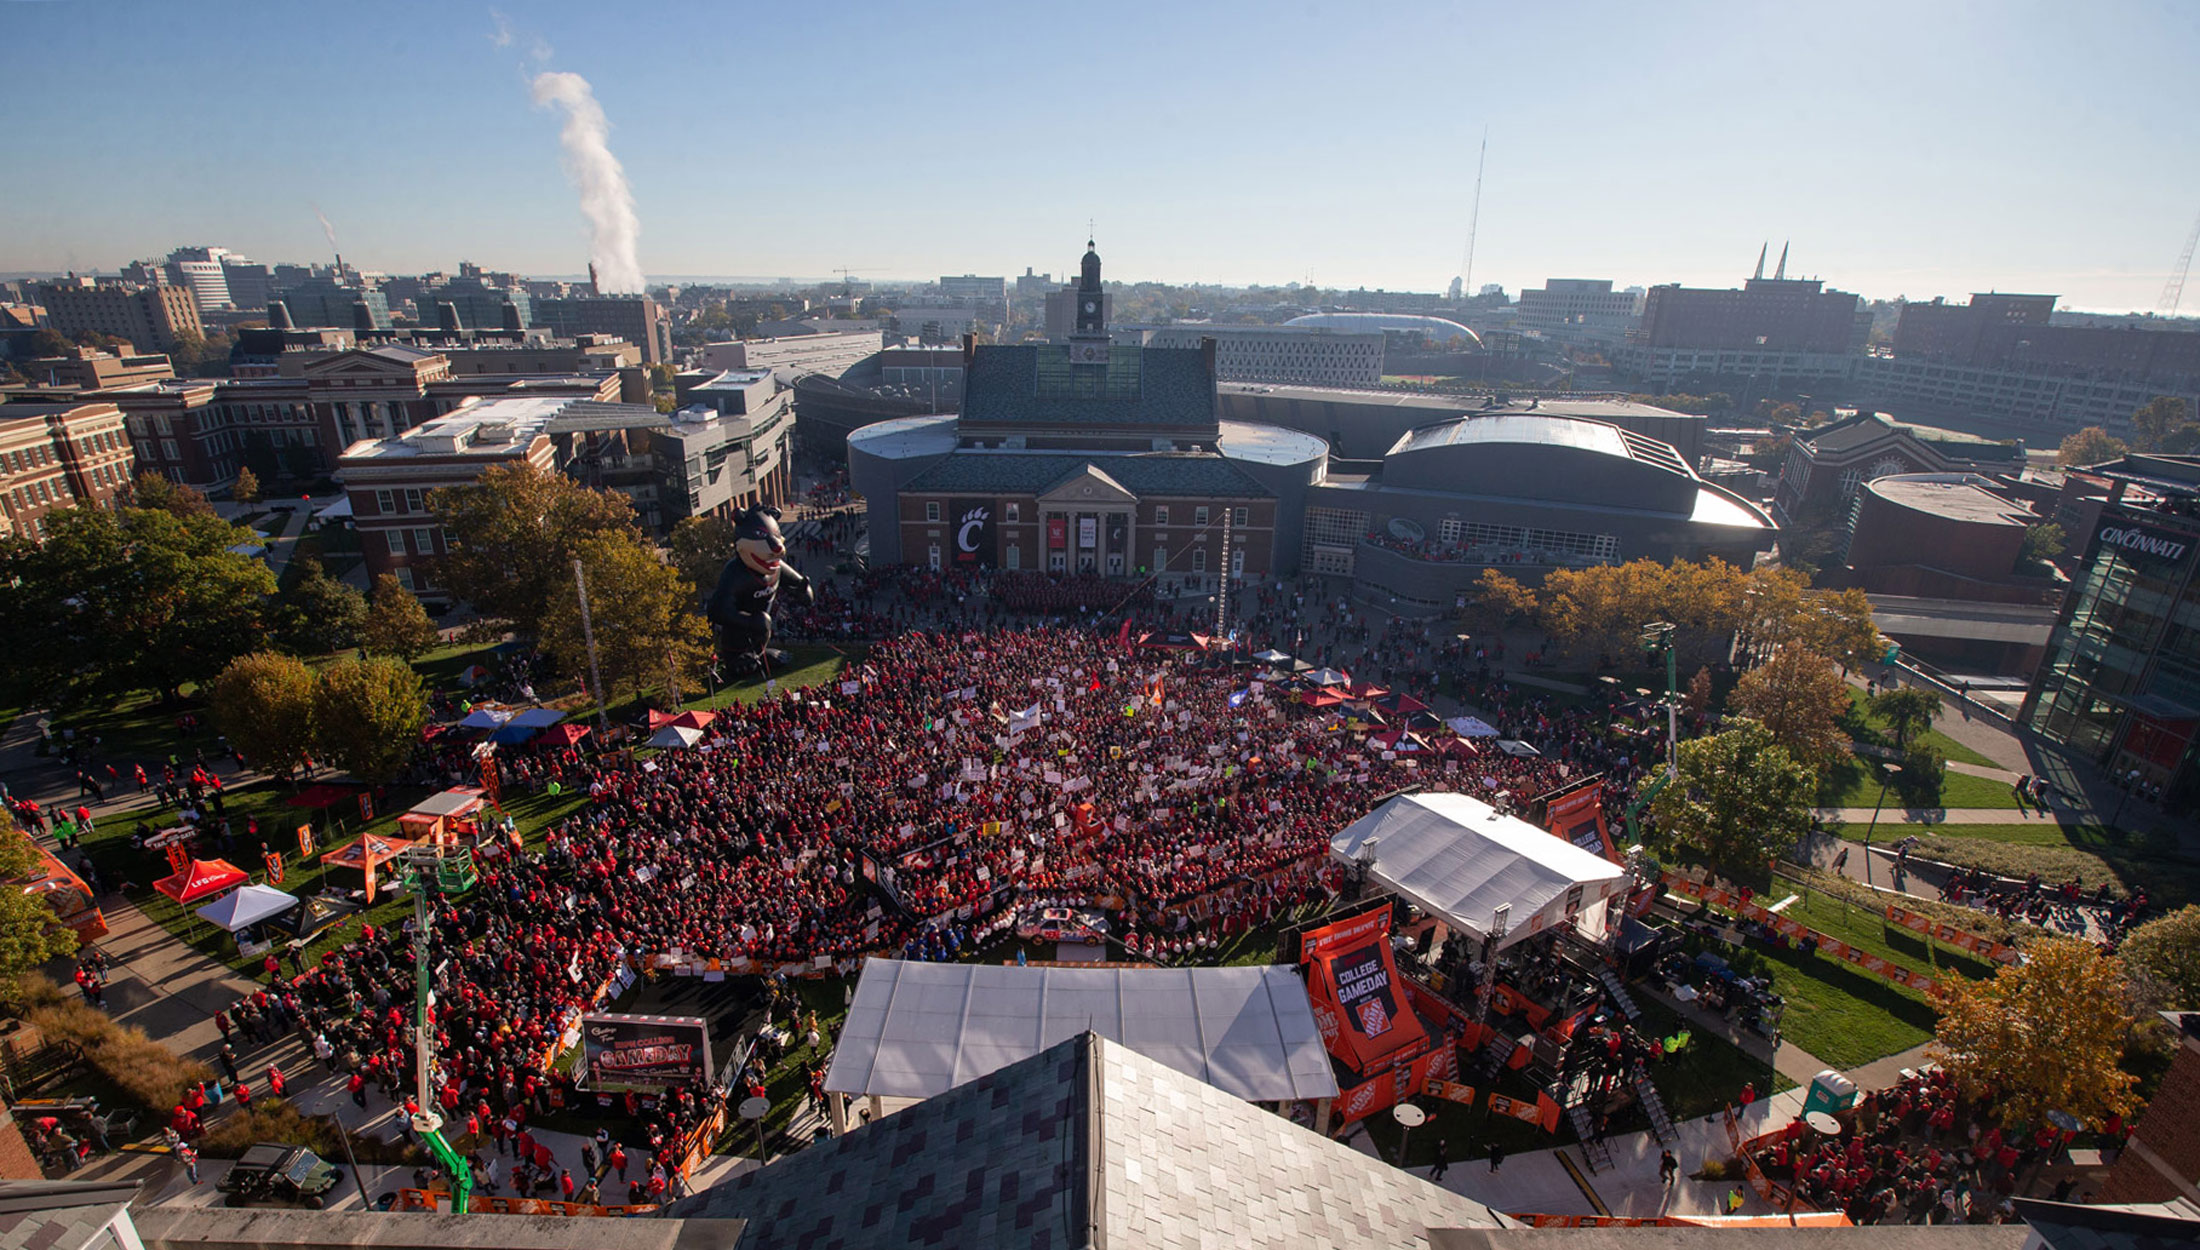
[[5, 0, 2199, 310]]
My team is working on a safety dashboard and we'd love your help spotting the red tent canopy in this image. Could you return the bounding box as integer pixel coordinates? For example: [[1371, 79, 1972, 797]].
[[669, 710, 715, 730], [1375, 692, 1430, 715], [1302, 690, 1348, 708], [1344, 680, 1391, 700], [154, 858, 248, 905], [540, 723, 591, 747]]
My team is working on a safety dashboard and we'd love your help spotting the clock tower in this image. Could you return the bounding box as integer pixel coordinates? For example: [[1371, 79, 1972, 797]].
[[1067, 238, 1110, 363]]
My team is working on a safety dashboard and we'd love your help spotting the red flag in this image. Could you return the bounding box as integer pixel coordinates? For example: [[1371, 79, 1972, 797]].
[[1116, 619, 1133, 649]]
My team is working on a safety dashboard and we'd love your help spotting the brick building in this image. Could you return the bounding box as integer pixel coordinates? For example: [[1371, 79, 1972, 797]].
[[35, 280, 203, 352], [850, 242, 1293, 593], [0, 402, 135, 540], [2101, 1012, 2200, 1203], [1772, 412, 2026, 526]]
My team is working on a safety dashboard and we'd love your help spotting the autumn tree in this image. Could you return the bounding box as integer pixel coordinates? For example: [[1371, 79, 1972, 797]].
[[206, 652, 319, 777], [130, 473, 216, 520], [1727, 646, 1851, 775], [428, 463, 640, 637], [1682, 666, 1715, 717], [0, 818, 84, 982], [232, 466, 262, 505], [2122, 906, 2200, 1011], [274, 556, 367, 655], [2057, 426, 2128, 467], [668, 514, 739, 600], [1467, 568, 1539, 633], [1870, 686, 1941, 749], [313, 656, 427, 783], [1648, 719, 1817, 873], [2130, 396, 2195, 454], [361, 573, 438, 661], [1929, 938, 2140, 1127], [2020, 522, 2067, 566], [537, 534, 711, 706]]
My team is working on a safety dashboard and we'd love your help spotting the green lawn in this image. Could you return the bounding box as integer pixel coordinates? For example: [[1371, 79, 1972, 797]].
[[1818, 762, 2023, 811], [1679, 882, 1973, 1069], [1841, 687, 1998, 768], [80, 779, 589, 978], [1865, 821, 2197, 908]]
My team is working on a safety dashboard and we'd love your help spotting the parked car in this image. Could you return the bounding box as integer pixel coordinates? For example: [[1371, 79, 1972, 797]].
[[217, 1144, 345, 1208]]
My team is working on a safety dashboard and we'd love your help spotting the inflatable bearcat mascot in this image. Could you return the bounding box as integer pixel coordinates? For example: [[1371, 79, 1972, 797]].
[[705, 505, 813, 677]]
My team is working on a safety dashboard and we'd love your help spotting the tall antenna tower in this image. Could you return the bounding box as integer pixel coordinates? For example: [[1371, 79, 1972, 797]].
[[2160, 208, 2200, 317], [1458, 127, 1488, 296]]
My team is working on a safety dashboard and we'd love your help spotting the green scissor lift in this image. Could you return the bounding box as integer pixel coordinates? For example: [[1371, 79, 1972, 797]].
[[402, 843, 479, 1213]]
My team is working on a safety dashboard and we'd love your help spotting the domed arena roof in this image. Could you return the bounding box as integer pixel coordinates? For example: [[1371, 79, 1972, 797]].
[[1284, 312, 1482, 348], [1381, 412, 1739, 517]]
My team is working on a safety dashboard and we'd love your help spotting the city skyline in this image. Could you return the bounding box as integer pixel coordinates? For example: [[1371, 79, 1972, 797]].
[[5, 0, 2200, 311]]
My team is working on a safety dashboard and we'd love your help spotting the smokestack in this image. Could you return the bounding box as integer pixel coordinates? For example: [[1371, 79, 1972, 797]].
[[588, 262, 599, 296], [267, 300, 295, 331], [1201, 335, 1218, 379], [961, 332, 978, 369], [501, 301, 523, 334], [352, 301, 375, 332], [437, 301, 464, 333]]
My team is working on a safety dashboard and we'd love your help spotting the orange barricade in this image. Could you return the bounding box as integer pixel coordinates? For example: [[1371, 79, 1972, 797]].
[[396, 1188, 658, 1217]]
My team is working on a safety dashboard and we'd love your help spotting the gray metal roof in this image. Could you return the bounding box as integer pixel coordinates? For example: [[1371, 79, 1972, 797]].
[[824, 960, 1336, 1103], [902, 452, 1269, 498], [962, 343, 1216, 429], [673, 1032, 1506, 1249]]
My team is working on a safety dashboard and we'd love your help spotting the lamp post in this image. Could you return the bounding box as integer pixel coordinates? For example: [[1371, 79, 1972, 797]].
[[1863, 763, 1902, 887]]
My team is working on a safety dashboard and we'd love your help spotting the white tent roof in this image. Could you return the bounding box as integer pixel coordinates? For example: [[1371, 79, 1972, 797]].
[[314, 496, 353, 520], [824, 959, 1336, 1103], [195, 883, 298, 932], [1447, 716, 1500, 737], [647, 724, 704, 749], [1330, 792, 1627, 951], [457, 708, 511, 729]]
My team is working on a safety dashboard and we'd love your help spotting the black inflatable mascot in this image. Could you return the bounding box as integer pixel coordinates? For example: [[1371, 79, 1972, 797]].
[[705, 506, 813, 678]]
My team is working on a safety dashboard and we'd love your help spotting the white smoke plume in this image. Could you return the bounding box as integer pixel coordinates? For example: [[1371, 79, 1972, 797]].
[[311, 206, 340, 255], [529, 71, 644, 294]]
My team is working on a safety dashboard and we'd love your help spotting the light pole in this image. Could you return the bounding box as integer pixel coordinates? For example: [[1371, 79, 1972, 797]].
[[1863, 763, 1902, 886]]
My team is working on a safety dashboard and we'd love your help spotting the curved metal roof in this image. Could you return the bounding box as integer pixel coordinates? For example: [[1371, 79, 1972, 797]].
[[1284, 312, 1483, 347]]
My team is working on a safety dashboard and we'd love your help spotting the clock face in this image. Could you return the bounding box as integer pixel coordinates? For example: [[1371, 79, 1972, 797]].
[[1083, 301, 1097, 314]]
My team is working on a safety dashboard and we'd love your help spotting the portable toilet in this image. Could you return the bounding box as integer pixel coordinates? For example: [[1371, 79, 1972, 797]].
[[1802, 1069, 1858, 1117]]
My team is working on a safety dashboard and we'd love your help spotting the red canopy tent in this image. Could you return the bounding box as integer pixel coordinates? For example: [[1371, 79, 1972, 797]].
[[1302, 689, 1349, 709], [539, 723, 591, 747], [320, 833, 414, 902], [154, 858, 248, 906], [1374, 692, 1430, 716], [1343, 680, 1391, 701]]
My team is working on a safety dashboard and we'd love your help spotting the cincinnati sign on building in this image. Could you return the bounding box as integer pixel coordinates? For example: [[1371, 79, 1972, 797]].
[[2095, 519, 2193, 566]]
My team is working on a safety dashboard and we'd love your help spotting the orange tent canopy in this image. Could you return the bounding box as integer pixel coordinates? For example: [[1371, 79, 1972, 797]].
[[321, 832, 414, 872], [154, 858, 248, 905]]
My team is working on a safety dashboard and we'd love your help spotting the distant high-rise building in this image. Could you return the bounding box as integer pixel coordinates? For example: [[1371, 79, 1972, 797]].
[[1515, 278, 1643, 348], [163, 247, 236, 313], [36, 279, 204, 351], [273, 276, 393, 330], [220, 258, 274, 311], [938, 275, 1009, 325], [533, 294, 670, 364], [1614, 266, 1869, 389]]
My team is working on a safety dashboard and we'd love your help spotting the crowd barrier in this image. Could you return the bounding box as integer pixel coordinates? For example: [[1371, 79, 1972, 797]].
[[1882, 905, 2020, 964], [395, 1188, 657, 1216], [1664, 873, 1943, 997]]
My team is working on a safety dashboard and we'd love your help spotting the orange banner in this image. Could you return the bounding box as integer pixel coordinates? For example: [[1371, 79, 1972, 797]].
[[1301, 908, 1430, 1075], [1884, 905, 2020, 964], [1424, 1078, 1478, 1105], [1665, 873, 1940, 997]]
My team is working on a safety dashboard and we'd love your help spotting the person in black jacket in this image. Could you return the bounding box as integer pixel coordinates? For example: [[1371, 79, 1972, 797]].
[[706, 507, 813, 678]]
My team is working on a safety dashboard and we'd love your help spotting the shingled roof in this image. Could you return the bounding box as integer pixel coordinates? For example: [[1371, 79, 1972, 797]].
[[961, 344, 1218, 432], [667, 1032, 1507, 1250], [903, 453, 1268, 498]]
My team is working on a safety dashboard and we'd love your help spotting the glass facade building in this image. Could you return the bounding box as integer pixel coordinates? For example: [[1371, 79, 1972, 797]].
[[2022, 455, 2200, 806]]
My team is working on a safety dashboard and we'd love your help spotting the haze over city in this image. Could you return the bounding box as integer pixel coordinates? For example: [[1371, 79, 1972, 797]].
[[6, 0, 2200, 309]]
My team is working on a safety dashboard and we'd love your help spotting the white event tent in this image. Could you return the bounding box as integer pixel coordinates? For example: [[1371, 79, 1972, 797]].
[[1330, 792, 1628, 951], [822, 959, 1336, 1132], [194, 883, 299, 932]]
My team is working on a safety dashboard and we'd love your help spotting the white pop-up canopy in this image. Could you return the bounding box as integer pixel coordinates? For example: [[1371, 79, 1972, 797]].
[[825, 959, 1336, 1105], [1330, 792, 1628, 951], [195, 883, 299, 932]]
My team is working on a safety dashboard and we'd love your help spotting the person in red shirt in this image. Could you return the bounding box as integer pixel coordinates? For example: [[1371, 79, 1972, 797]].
[[266, 1064, 286, 1098]]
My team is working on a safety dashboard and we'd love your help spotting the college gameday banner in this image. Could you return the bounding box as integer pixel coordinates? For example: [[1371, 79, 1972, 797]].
[[1301, 908, 1429, 1074], [1332, 1043, 1456, 1124], [579, 1013, 713, 1088], [1884, 905, 2020, 964], [1424, 1078, 1478, 1106], [1543, 780, 1617, 861]]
